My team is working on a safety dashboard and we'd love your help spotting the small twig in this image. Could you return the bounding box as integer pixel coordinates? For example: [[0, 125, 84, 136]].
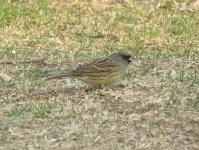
[[1, 58, 46, 65], [0, 61, 14, 65]]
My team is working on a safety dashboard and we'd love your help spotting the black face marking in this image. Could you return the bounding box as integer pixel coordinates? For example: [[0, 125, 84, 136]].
[[121, 54, 132, 63]]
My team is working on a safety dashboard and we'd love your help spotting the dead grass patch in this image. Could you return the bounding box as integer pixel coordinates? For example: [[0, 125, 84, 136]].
[[1, 0, 199, 149]]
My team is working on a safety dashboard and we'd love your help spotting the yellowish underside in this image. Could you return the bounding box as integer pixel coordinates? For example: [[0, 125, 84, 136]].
[[73, 74, 121, 85]]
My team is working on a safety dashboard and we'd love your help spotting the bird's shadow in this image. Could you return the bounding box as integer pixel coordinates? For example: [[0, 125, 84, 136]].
[[45, 84, 127, 96], [46, 86, 83, 97]]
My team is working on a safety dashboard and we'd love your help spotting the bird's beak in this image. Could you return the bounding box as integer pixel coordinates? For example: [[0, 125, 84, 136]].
[[129, 56, 136, 63], [129, 56, 140, 67]]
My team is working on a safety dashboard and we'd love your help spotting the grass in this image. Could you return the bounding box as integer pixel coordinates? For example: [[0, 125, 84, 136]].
[[1, 0, 199, 149]]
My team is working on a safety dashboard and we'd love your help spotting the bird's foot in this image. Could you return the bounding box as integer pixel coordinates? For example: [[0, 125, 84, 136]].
[[117, 83, 128, 88], [85, 85, 103, 92]]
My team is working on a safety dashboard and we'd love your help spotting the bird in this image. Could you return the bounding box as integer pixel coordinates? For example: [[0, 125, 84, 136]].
[[47, 52, 133, 86]]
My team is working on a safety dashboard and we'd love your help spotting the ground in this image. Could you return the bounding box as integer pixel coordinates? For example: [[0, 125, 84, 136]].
[[0, 0, 199, 149]]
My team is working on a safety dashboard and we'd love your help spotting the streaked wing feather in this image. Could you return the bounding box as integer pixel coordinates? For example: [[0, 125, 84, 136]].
[[71, 58, 120, 77], [92, 58, 117, 68]]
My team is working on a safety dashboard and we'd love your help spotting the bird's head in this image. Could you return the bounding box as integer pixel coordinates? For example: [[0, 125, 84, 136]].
[[110, 52, 135, 72]]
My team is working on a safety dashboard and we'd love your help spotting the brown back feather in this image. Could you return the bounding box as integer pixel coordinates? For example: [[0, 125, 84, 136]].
[[71, 58, 120, 77]]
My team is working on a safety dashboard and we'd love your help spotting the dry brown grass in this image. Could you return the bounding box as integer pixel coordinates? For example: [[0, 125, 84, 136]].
[[1, 0, 199, 149]]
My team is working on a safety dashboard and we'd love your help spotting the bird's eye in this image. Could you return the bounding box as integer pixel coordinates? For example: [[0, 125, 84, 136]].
[[122, 55, 131, 60]]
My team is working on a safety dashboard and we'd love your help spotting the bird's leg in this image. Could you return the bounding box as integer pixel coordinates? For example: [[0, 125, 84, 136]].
[[96, 84, 103, 89], [118, 82, 128, 88], [85, 84, 102, 92]]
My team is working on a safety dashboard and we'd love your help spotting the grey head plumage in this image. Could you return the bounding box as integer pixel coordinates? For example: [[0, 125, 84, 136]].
[[109, 52, 133, 72]]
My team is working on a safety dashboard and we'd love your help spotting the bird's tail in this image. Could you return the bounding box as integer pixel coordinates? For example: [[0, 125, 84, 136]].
[[47, 73, 72, 80]]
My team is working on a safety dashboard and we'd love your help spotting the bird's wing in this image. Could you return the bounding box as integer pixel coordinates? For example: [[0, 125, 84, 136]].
[[92, 57, 119, 70], [71, 58, 119, 77]]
